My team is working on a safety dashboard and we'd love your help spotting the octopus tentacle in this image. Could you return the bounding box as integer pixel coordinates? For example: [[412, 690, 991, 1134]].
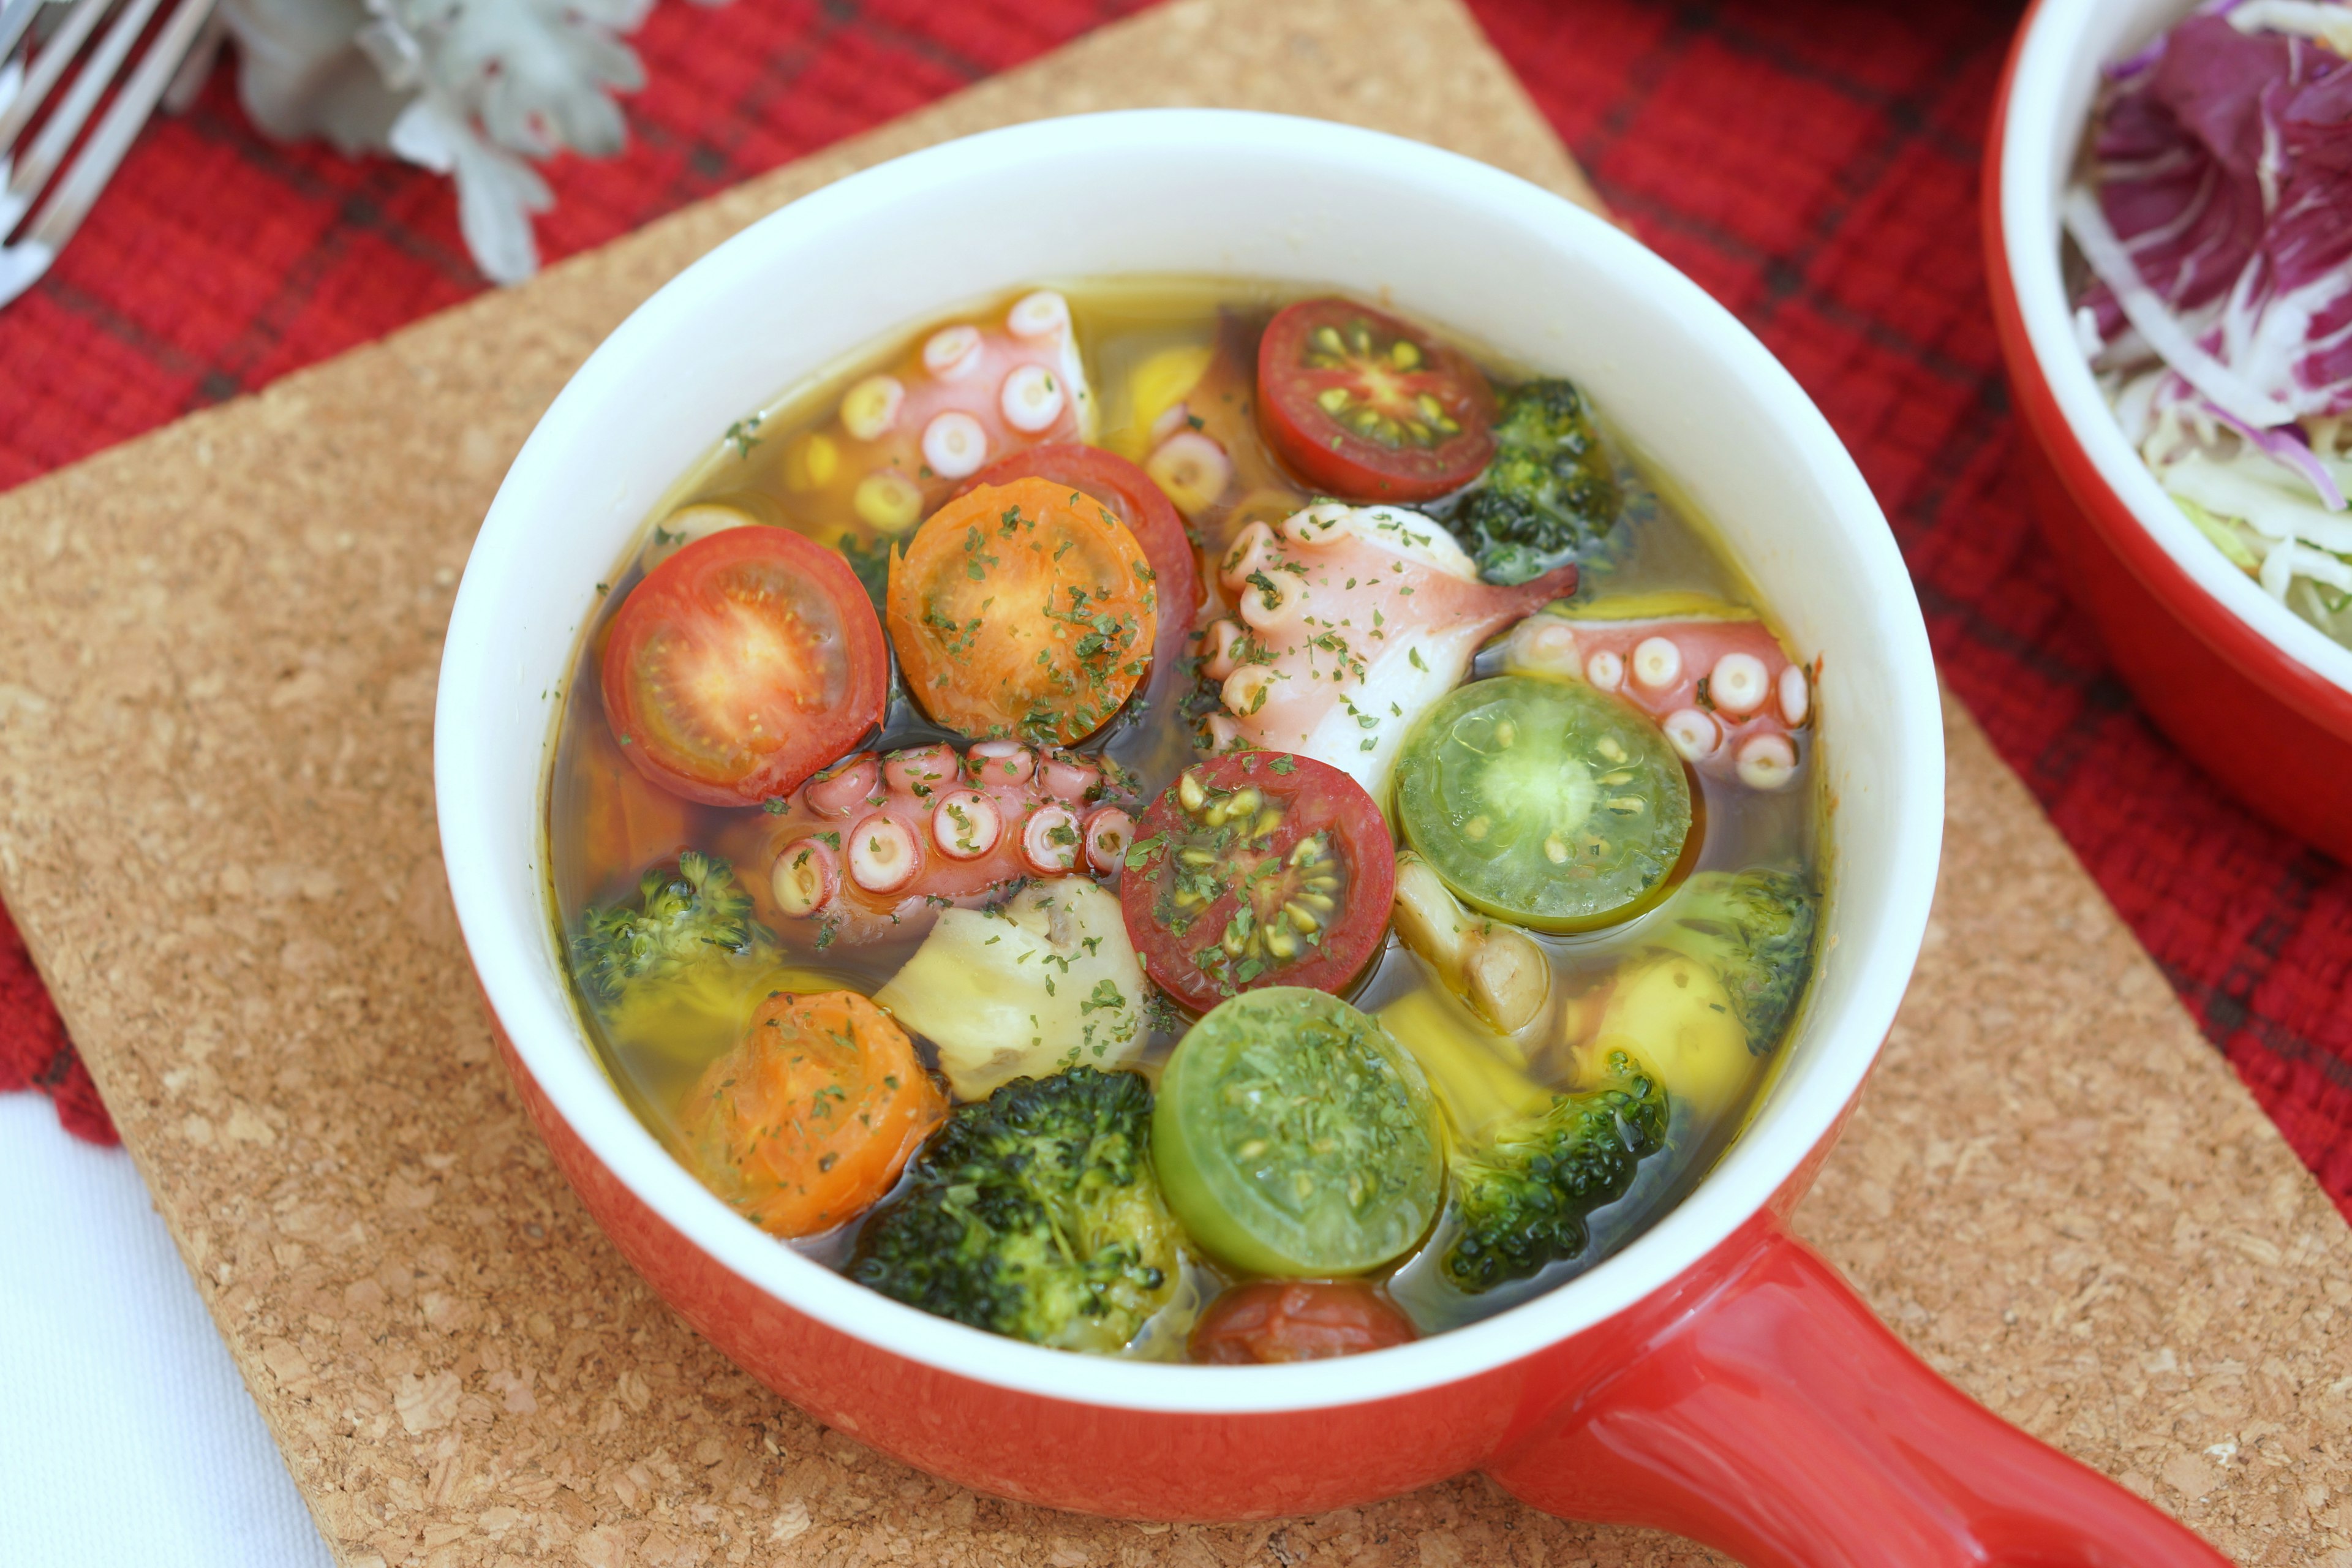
[[815, 291, 1096, 535], [1196, 503, 1578, 802], [761, 741, 1139, 944], [1501, 597, 1813, 790]]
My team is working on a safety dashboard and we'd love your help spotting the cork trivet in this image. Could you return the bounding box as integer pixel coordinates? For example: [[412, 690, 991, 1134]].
[[0, 1, 2346, 1563]]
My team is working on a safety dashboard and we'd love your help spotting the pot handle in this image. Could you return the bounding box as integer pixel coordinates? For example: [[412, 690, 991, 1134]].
[[1482, 1225, 2233, 1568]]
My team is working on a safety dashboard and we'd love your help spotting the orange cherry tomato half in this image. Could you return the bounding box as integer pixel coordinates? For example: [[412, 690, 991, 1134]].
[[960, 443, 1202, 676], [1256, 297, 1496, 503], [601, 526, 889, 807], [676, 990, 947, 1238], [1189, 1280, 1417, 1363], [1120, 751, 1395, 1016], [888, 475, 1159, 745]]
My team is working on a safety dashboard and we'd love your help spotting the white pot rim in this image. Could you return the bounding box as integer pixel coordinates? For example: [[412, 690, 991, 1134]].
[[1997, 0, 2352, 698], [434, 108, 1945, 1417]]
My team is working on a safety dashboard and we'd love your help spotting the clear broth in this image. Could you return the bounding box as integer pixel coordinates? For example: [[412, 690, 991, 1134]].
[[542, 279, 1821, 1346]]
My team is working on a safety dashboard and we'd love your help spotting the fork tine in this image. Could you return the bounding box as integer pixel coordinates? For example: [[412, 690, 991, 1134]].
[[160, 4, 218, 115], [0, 0, 120, 159], [0, 0, 164, 238], [0, 0, 46, 67], [0, 0, 217, 305]]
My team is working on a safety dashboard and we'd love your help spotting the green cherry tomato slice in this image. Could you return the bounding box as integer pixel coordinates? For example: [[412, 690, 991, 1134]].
[[1153, 987, 1442, 1277], [1394, 676, 1691, 932]]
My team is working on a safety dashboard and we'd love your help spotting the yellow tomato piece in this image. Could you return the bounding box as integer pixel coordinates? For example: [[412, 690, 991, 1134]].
[[1581, 953, 1753, 1121]]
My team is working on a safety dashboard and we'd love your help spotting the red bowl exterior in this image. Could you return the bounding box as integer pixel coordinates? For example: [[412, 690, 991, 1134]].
[[493, 1009, 1515, 1520], [488, 1000, 2229, 1565], [1984, 12, 2352, 863]]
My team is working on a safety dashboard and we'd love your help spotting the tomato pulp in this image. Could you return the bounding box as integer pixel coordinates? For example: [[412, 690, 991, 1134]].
[[888, 476, 1160, 745], [1189, 1280, 1419, 1363], [1153, 986, 1443, 1276], [1256, 297, 1496, 503], [961, 443, 1202, 676], [1120, 752, 1395, 1014], [600, 526, 889, 807]]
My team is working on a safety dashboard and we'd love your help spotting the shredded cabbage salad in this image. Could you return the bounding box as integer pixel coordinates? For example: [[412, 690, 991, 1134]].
[[2066, 0, 2352, 646]]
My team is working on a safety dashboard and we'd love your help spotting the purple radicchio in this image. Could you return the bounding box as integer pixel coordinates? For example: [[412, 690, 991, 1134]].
[[2068, 10, 2352, 430]]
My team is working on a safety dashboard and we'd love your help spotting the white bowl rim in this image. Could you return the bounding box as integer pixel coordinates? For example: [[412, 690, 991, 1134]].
[[1997, 0, 2352, 699], [435, 108, 1945, 1418]]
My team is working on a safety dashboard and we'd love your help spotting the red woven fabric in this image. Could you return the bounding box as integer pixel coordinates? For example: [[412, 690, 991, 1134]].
[[3, 0, 2349, 1223], [0, 904, 113, 1142]]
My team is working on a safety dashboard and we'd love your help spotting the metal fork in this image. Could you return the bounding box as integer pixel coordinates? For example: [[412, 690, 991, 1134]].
[[0, 0, 220, 307]]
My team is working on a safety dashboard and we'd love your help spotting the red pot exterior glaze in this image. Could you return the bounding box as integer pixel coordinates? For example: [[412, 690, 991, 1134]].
[[491, 1011, 1507, 1519], [1486, 1216, 2230, 1568], [492, 1004, 2228, 1560], [1985, 13, 2352, 864]]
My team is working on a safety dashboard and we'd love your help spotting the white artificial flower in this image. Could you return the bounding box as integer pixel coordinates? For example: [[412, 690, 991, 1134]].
[[224, 0, 690, 282]]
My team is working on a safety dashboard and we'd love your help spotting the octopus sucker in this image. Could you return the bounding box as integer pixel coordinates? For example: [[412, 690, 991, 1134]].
[[923, 324, 982, 378], [1661, 707, 1722, 763], [759, 740, 1139, 944], [803, 291, 1096, 535], [1735, 732, 1799, 791], [1197, 503, 1578, 803], [1146, 430, 1234, 515], [1500, 592, 1812, 790]]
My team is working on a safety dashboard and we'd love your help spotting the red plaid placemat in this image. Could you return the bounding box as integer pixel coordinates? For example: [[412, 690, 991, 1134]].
[[7, 0, 2350, 1221]]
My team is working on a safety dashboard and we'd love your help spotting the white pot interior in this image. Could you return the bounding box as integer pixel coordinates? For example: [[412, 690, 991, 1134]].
[[1999, 0, 2352, 698], [435, 110, 1944, 1415]]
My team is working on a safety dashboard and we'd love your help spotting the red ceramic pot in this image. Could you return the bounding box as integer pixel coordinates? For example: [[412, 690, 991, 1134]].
[[439, 111, 2231, 1563], [1987, 0, 2352, 862]]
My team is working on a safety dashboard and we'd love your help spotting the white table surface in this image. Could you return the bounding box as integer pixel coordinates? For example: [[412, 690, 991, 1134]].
[[0, 1093, 334, 1567]]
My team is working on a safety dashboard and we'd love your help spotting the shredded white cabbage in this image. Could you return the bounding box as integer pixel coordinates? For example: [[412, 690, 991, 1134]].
[[2228, 0, 2352, 55], [2128, 435, 2352, 641], [2161, 454, 2352, 554]]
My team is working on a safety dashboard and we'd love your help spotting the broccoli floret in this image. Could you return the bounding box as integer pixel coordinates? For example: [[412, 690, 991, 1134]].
[[1441, 1051, 1668, 1293], [1653, 868, 1820, 1051], [1454, 378, 1621, 584], [570, 851, 772, 1006], [850, 1066, 1183, 1353]]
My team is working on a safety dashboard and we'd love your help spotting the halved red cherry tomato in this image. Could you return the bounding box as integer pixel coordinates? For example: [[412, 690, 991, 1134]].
[[960, 443, 1202, 676], [1256, 298, 1496, 503], [1120, 751, 1394, 1014], [1189, 1280, 1418, 1363], [601, 526, 888, 807]]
